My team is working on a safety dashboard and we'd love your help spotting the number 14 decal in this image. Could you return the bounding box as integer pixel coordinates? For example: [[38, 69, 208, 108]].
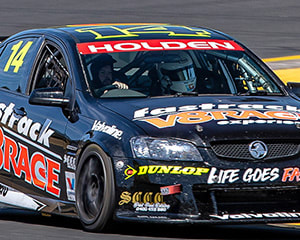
[[4, 40, 33, 73]]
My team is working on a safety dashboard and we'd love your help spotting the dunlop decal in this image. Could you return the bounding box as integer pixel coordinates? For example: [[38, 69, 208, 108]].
[[124, 165, 209, 179]]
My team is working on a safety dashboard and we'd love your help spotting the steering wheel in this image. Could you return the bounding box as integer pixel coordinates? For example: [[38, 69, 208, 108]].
[[94, 85, 118, 96]]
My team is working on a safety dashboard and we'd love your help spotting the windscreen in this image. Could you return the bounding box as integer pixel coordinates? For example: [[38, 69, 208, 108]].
[[78, 39, 281, 97]]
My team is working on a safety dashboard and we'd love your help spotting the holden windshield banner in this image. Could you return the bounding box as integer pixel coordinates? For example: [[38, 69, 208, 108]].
[[77, 39, 244, 54]]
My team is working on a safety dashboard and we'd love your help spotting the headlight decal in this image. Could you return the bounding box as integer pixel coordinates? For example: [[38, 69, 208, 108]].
[[130, 136, 202, 161]]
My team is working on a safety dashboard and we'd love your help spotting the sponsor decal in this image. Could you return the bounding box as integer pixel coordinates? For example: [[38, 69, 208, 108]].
[[4, 40, 33, 73], [216, 119, 300, 126], [134, 104, 300, 118], [92, 120, 123, 140], [124, 165, 210, 180], [207, 167, 279, 184], [65, 171, 75, 201], [282, 167, 300, 182], [137, 215, 168, 219], [160, 184, 181, 196], [74, 25, 212, 40], [0, 127, 61, 197], [133, 202, 170, 212], [210, 212, 300, 220], [0, 183, 8, 197], [77, 39, 243, 54], [0, 103, 55, 148], [124, 165, 137, 179], [119, 191, 170, 212], [63, 154, 76, 170], [0, 183, 46, 211], [133, 104, 300, 128], [66, 145, 78, 151]]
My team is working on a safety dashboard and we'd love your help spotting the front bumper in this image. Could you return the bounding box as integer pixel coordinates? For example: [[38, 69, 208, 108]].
[[115, 184, 300, 224], [113, 157, 300, 224]]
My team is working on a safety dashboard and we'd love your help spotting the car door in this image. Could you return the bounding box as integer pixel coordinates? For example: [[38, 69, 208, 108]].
[[0, 37, 72, 207]]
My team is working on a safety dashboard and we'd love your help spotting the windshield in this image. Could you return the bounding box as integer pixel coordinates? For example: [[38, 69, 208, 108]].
[[79, 46, 282, 98]]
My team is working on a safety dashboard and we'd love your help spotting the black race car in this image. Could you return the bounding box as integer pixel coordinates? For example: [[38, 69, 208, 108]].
[[0, 23, 300, 232]]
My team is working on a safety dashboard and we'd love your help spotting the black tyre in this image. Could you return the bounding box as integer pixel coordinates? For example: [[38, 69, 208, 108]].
[[76, 144, 115, 232]]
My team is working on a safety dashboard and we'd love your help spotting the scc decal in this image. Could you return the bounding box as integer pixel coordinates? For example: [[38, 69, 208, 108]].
[[133, 202, 170, 212], [77, 39, 243, 54], [119, 191, 170, 212], [73, 25, 212, 39], [135, 109, 300, 129], [0, 127, 61, 197], [119, 191, 164, 205], [63, 154, 76, 170], [124, 165, 210, 180], [208, 167, 280, 184]]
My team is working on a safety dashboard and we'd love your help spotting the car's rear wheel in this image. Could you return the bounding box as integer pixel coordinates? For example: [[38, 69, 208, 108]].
[[76, 144, 115, 232]]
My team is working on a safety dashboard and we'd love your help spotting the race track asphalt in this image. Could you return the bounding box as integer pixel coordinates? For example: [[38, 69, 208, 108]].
[[0, 0, 300, 239], [2, 207, 300, 240], [1, 0, 300, 58]]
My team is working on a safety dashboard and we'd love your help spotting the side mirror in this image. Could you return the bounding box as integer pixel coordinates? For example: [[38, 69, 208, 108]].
[[29, 87, 70, 106], [287, 82, 300, 98]]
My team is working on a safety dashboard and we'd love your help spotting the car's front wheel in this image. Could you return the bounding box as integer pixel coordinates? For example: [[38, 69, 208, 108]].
[[76, 144, 115, 232]]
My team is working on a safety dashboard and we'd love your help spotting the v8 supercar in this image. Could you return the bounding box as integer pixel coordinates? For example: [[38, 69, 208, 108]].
[[0, 23, 300, 231]]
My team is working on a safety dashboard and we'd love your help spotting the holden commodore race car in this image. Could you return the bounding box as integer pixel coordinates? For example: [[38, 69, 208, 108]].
[[1, 23, 300, 232]]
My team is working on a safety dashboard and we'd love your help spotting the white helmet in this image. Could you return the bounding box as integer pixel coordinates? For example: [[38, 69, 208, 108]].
[[159, 52, 196, 93]]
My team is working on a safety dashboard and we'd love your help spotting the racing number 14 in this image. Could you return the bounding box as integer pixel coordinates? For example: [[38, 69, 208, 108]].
[[4, 41, 33, 73]]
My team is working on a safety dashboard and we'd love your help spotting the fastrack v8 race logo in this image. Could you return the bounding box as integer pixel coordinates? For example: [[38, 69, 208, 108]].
[[0, 102, 61, 197], [133, 104, 300, 128]]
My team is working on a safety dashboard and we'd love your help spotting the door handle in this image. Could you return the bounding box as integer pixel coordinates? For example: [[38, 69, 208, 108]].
[[14, 107, 27, 117]]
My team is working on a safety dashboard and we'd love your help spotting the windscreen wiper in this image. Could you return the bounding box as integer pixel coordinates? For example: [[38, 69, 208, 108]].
[[237, 92, 284, 96], [173, 92, 199, 97]]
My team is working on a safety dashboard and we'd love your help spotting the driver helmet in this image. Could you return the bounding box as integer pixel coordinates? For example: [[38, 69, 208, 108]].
[[159, 51, 196, 93]]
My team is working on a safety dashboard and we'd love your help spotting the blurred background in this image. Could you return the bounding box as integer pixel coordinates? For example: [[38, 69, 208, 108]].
[[0, 0, 300, 58], [0, 1, 300, 239]]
